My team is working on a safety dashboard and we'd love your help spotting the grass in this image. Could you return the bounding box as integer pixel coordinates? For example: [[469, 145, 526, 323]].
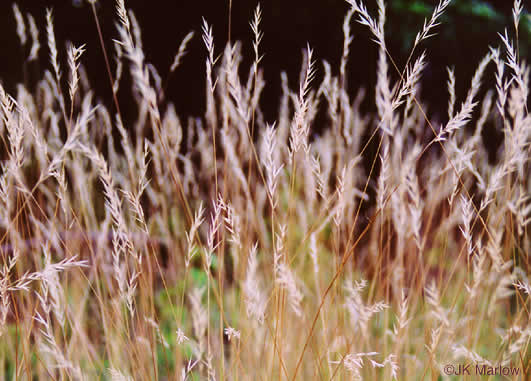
[[0, 0, 529, 380]]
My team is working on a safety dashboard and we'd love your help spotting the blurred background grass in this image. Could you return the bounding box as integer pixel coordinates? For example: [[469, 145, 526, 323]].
[[0, 0, 529, 124]]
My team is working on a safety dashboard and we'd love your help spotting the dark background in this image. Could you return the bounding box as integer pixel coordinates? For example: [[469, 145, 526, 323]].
[[0, 0, 529, 125]]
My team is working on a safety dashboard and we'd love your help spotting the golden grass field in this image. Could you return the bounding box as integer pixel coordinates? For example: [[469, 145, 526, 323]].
[[0, 0, 529, 379]]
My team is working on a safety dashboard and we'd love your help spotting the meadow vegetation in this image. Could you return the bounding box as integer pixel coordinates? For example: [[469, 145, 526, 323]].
[[0, 0, 529, 379]]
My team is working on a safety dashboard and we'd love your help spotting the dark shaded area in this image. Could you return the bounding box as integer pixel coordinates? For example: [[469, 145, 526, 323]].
[[0, 0, 528, 128]]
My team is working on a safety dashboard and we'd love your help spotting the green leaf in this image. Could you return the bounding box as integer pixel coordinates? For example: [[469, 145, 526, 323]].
[[409, 1, 432, 16], [190, 266, 208, 288], [456, 0, 503, 21], [469, 2, 502, 21], [392, 0, 431, 16], [525, 14, 531, 35]]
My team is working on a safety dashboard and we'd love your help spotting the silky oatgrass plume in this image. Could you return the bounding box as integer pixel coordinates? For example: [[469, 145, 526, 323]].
[[7, 253, 87, 294], [145, 317, 170, 349], [513, 280, 531, 297], [345, 0, 383, 46], [188, 286, 208, 356], [224, 326, 241, 342], [34, 305, 84, 380], [31, 250, 87, 380], [374, 2, 393, 136], [206, 194, 224, 264], [273, 224, 304, 318], [185, 202, 204, 268], [114, 0, 164, 150], [330, 351, 398, 381], [12, 3, 26, 48], [414, 0, 452, 46], [0, 250, 20, 338], [67, 43, 86, 108], [452, 345, 492, 367], [507, 186, 531, 237], [344, 279, 388, 334], [405, 155, 423, 251], [275, 260, 304, 318], [40, 244, 67, 328], [333, 166, 347, 228], [77, 143, 140, 317], [498, 29, 526, 100], [115, 116, 139, 188], [1, 89, 25, 187], [424, 281, 450, 327], [175, 327, 190, 345], [289, 43, 316, 159], [223, 200, 241, 251], [310, 153, 327, 200], [170, 31, 195, 73], [393, 52, 427, 112], [262, 123, 284, 208], [490, 47, 510, 117], [392, 289, 410, 340], [443, 141, 475, 207], [108, 368, 133, 381], [122, 141, 150, 235], [447, 66, 456, 118], [201, 16, 218, 136], [309, 233, 319, 276], [243, 243, 267, 324], [27, 12, 40, 62], [45, 8, 67, 118], [250, 3, 264, 77], [459, 194, 474, 258], [340, 7, 355, 86]]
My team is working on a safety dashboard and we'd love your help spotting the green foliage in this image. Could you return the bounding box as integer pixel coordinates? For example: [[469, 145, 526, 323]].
[[190, 266, 209, 288], [390, 0, 530, 57], [392, 0, 504, 20], [395, 0, 432, 16], [455, 0, 502, 21]]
